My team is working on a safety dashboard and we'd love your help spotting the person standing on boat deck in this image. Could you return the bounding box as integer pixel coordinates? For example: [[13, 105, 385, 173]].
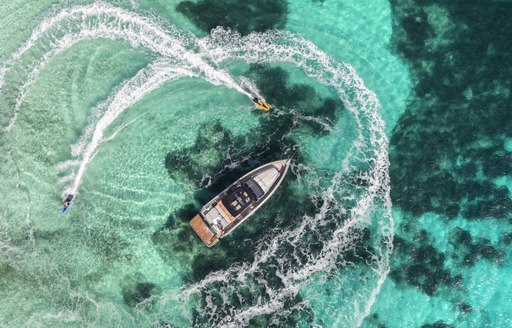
[[214, 218, 223, 230]]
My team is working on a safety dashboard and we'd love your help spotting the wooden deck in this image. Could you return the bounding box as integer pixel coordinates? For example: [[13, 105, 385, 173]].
[[190, 214, 218, 247], [217, 200, 237, 222]]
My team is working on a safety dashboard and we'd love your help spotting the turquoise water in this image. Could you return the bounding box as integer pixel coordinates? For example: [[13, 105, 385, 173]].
[[1, 0, 510, 327]]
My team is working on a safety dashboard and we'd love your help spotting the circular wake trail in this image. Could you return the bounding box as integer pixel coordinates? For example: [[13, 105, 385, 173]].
[[177, 29, 395, 327], [0, 4, 393, 328]]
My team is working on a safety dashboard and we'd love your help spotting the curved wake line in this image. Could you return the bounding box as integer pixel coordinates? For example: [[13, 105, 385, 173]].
[[0, 2, 255, 133], [69, 58, 193, 194], [1, 4, 393, 328], [180, 29, 394, 327], [0, 2, 264, 194]]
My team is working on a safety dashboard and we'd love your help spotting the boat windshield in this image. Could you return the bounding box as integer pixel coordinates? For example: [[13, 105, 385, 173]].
[[244, 179, 264, 199], [223, 186, 253, 216]]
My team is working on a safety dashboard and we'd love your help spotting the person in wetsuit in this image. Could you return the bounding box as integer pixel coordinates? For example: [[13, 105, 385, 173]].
[[63, 194, 74, 209]]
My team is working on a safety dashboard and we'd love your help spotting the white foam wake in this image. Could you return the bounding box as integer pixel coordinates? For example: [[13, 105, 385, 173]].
[[0, 2, 264, 193], [0, 4, 393, 328], [178, 29, 394, 327], [0, 2, 257, 133], [69, 58, 194, 194]]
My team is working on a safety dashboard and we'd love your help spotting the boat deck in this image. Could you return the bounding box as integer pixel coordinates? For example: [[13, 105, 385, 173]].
[[189, 159, 291, 247], [189, 214, 218, 247], [201, 200, 235, 231]]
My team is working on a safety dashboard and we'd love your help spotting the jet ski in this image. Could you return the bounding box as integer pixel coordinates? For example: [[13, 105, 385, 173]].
[[61, 194, 74, 213], [252, 97, 270, 111]]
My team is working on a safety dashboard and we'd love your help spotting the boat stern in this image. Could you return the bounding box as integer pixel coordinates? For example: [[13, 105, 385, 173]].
[[189, 214, 219, 247]]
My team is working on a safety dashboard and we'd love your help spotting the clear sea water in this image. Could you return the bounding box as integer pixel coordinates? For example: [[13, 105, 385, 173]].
[[0, 0, 510, 327]]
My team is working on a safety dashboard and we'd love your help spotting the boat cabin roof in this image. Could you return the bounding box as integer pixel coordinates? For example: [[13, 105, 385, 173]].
[[223, 185, 255, 216]]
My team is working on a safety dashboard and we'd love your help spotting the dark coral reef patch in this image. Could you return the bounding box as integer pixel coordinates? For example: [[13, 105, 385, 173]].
[[449, 228, 505, 266], [388, 1, 512, 222], [390, 230, 461, 296], [421, 321, 454, 328], [176, 0, 287, 35], [121, 274, 159, 307], [385, 4, 512, 324]]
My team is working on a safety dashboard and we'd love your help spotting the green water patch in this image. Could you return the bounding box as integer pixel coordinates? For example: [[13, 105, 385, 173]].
[[372, 208, 512, 327], [286, 0, 412, 135], [0, 0, 63, 58], [176, 0, 287, 36], [3, 38, 149, 164], [365, 313, 387, 328], [392, 216, 507, 296]]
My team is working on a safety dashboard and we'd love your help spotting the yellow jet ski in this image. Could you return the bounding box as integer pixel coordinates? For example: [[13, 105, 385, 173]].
[[252, 97, 270, 111]]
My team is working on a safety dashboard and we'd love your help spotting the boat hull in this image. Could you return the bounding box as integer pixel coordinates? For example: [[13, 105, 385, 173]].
[[189, 159, 291, 247]]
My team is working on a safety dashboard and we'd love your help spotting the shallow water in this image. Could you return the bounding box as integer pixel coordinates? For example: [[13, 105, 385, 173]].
[[0, 0, 510, 327]]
